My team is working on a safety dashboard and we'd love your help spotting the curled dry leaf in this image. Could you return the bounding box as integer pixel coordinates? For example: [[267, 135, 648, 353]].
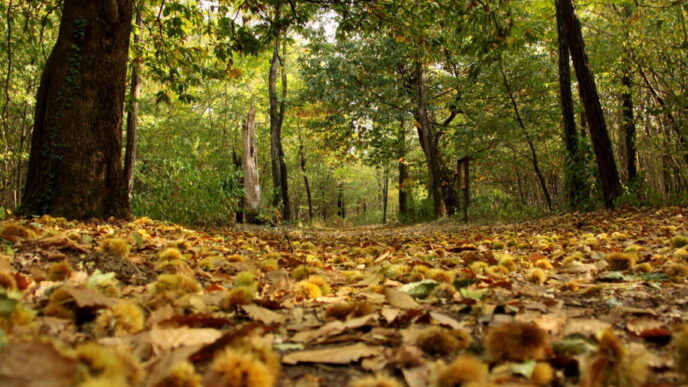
[[281, 343, 383, 365]]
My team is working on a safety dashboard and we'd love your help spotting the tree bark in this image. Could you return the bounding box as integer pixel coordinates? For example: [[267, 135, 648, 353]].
[[397, 121, 409, 220], [337, 184, 345, 219], [298, 142, 313, 223], [382, 168, 389, 224], [123, 8, 143, 200], [269, 5, 291, 221], [559, 0, 622, 208], [242, 104, 260, 219], [413, 61, 446, 218], [555, 0, 588, 208], [22, 0, 132, 219], [618, 5, 638, 184]]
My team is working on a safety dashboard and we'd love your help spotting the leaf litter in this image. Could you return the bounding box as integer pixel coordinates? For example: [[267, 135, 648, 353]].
[[0, 207, 687, 385]]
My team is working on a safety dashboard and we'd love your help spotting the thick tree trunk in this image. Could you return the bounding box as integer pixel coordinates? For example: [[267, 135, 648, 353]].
[[298, 143, 313, 223], [242, 104, 260, 219], [413, 61, 446, 218], [22, 0, 132, 219], [559, 0, 622, 208], [555, 0, 587, 208], [123, 8, 143, 200], [269, 11, 291, 221]]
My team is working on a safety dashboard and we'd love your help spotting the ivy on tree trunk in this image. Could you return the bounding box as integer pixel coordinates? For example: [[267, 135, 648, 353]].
[[22, 0, 132, 219]]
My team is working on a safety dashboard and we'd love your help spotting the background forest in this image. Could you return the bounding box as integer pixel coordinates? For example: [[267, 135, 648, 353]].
[[2, 0, 688, 226]]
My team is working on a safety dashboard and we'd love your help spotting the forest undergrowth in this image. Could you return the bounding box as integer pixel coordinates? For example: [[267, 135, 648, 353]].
[[1, 206, 688, 386]]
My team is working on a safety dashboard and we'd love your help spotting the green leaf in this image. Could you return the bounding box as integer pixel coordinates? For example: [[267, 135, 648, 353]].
[[552, 334, 596, 356], [274, 343, 304, 351], [642, 273, 670, 282], [453, 278, 475, 288], [0, 326, 6, 347], [399, 280, 440, 298], [0, 289, 19, 317], [87, 270, 117, 287], [459, 288, 486, 300], [600, 272, 627, 282], [511, 360, 536, 377], [132, 232, 144, 250]]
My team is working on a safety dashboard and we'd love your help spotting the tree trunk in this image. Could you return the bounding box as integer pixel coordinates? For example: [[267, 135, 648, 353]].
[[559, 0, 622, 208], [413, 61, 446, 218], [498, 61, 553, 212], [555, 0, 588, 208], [123, 8, 143, 200], [618, 5, 638, 184], [269, 7, 291, 221], [298, 143, 313, 223], [621, 67, 637, 184], [337, 184, 345, 219], [397, 122, 409, 220], [242, 104, 260, 219], [382, 169, 389, 224], [22, 0, 132, 219]]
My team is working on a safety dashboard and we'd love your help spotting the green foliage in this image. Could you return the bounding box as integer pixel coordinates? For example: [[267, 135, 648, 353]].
[[131, 91, 243, 226], [467, 187, 548, 224]]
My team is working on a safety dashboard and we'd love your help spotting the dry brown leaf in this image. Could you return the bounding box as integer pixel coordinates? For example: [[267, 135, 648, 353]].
[[402, 365, 432, 387], [243, 304, 286, 325], [385, 287, 421, 309], [381, 306, 401, 324], [563, 318, 612, 337], [0, 340, 78, 387], [150, 326, 223, 353], [145, 345, 202, 387], [429, 312, 463, 330], [291, 314, 378, 343], [626, 317, 665, 336], [281, 343, 383, 365], [61, 285, 117, 308]]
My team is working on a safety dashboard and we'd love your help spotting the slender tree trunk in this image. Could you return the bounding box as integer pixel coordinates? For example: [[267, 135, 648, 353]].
[[621, 68, 637, 184], [555, 0, 587, 208], [337, 184, 345, 219], [298, 143, 313, 223], [559, 0, 622, 208], [123, 8, 143, 199], [413, 61, 446, 218], [382, 169, 389, 224], [498, 61, 553, 212], [22, 0, 132, 218], [397, 121, 409, 220], [269, 6, 291, 221], [242, 104, 260, 220], [617, 5, 638, 184]]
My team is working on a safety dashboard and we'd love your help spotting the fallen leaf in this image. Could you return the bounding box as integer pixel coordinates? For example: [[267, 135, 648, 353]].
[[150, 326, 223, 353], [282, 343, 383, 365], [0, 340, 78, 387], [292, 314, 378, 343], [61, 285, 116, 308], [429, 312, 464, 330], [243, 304, 286, 325], [385, 287, 421, 309]]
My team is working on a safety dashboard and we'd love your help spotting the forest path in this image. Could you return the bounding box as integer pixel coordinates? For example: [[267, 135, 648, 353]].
[[0, 207, 686, 385]]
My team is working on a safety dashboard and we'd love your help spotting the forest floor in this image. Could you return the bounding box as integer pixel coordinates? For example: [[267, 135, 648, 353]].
[[0, 206, 687, 386]]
